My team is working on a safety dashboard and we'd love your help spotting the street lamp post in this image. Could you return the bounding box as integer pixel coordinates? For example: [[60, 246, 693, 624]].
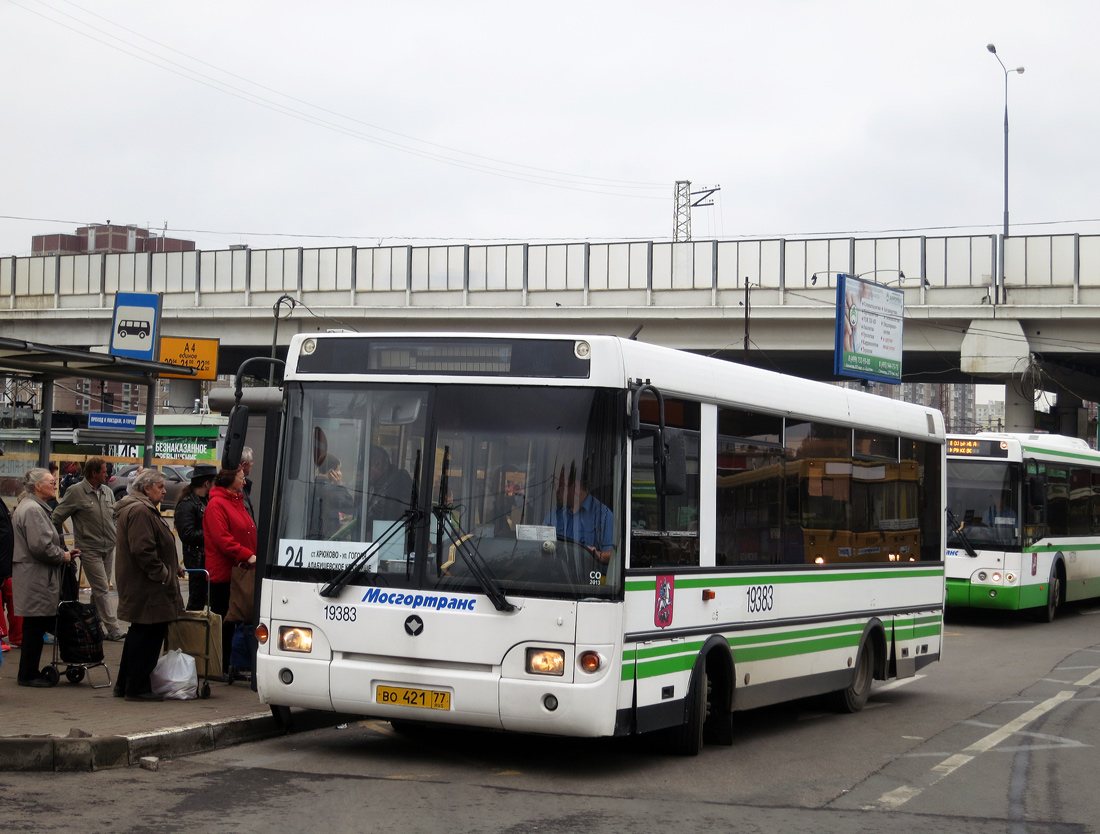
[[987, 44, 1024, 304]]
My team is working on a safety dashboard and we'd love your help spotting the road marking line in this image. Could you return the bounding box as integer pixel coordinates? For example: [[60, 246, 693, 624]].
[[874, 674, 924, 694], [1074, 668, 1100, 687], [867, 690, 1076, 811]]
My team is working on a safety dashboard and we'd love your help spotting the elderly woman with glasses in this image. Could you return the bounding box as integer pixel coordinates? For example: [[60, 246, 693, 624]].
[[113, 468, 186, 701], [11, 468, 80, 687]]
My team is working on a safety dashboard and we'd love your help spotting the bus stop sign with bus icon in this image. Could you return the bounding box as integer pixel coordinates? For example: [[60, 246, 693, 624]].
[[110, 292, 161, 361]]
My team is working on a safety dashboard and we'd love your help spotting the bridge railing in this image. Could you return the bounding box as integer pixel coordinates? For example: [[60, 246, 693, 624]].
[[3, 233, 1096, 311]]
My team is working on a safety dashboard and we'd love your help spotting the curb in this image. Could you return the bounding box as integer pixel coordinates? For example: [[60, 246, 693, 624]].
[[0, 710, 355, 772]]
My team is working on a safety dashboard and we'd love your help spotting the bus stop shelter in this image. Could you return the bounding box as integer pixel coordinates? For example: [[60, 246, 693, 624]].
[[0, 335, 196, 467]]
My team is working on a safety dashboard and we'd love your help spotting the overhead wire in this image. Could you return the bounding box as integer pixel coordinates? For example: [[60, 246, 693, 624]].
[[50, 0, 666, 191], [9, 0, 667, 199]]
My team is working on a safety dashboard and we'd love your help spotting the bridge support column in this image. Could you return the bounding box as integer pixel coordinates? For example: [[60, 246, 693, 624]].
[[167, 378, 203, 413], [1004, 387, 1036, 433], [1053, 392, 1086, 438], [961, 318, 1035, 431]]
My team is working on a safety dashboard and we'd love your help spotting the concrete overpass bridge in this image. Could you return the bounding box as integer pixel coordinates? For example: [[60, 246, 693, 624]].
[[4, 231, 1100, 432]]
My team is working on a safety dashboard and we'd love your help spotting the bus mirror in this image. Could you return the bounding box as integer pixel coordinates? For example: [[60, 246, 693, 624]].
[[222, 404, 250, 470], [655, 428, 687, 496], [377, 393, 423, 425], [1027, 476, 1045, 509]]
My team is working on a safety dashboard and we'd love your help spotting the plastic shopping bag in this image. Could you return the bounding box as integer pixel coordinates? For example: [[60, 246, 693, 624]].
[[151, 648, 199, 700]]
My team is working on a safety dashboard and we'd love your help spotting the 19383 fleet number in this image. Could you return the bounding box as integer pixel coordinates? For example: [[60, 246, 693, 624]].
[[323, 605, 357, 622], [746, 584, 774, 613]]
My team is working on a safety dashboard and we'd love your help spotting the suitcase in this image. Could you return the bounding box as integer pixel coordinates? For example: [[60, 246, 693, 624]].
[[166, 608, 223, 682]]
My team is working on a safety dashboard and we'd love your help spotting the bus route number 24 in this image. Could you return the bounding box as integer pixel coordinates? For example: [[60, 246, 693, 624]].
[[746, 584, 774, 613]]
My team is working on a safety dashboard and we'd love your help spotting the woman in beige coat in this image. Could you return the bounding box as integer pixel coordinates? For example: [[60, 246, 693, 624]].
[[11, 468, 79, 687], [113, 469, 185, 701]]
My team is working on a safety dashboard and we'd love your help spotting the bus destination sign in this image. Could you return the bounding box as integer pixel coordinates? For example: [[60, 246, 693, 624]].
[[947, 438, 1009, 458]]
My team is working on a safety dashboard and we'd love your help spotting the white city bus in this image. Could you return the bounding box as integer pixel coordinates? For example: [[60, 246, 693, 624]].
[[946, 432, 1100, 622], [249, 333, 945, 754]]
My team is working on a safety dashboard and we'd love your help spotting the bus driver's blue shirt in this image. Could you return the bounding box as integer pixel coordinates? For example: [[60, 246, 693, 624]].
[[543, 493, 614, 549]]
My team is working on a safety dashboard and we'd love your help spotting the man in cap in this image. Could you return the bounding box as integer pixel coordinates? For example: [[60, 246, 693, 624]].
[[51, 456, 125, 640]]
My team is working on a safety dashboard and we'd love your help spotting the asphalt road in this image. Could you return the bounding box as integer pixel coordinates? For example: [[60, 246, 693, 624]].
[[3, 603, 1099, 834]]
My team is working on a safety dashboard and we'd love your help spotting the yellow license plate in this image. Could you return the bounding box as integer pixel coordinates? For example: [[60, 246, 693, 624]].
[[376, 685, 451, 710]]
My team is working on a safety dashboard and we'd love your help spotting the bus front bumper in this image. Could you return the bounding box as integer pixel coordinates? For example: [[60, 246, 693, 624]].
[[946, 576, 1047, 611], [946, 578, 1023, 610]]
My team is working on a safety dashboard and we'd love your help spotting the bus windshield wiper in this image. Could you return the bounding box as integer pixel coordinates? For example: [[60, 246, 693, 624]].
[[432, 445, 514, 613], [946, 509, 979, 558], [434, 509, 515, 613], [319, 509, 421, 598]]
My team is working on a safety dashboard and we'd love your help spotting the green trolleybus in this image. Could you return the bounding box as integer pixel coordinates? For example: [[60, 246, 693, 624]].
[[250, 333, 946, 754], [946, 432, 1100, 622]]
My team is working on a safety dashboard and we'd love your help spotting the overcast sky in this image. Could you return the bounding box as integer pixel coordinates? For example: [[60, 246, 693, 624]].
[[2, 1, 1097, 257]]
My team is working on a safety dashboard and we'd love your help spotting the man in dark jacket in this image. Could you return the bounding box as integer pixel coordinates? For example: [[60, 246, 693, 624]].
[[51, 456, 124, 640]]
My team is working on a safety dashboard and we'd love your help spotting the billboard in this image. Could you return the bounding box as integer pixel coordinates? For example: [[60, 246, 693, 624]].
[[834, 273, 904, 384]]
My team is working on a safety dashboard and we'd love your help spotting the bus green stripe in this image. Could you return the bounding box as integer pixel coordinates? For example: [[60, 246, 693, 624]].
[[631, 617, 939, 661], [625, 615, 941, 679], [636, 640, 706, 660], [1026, 542, 1100, 553], [634, 654, 698, 678], [1022, 444, 1100, 464], [626, 567, 942, 593], [731, 632, 859, 664]]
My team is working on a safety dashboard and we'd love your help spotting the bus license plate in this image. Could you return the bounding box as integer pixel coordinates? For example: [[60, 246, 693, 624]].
[[377, 685, 451, 710]]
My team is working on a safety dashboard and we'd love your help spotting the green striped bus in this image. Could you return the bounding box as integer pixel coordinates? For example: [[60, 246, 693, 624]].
[[946, 432, 1100, 622], [250, 333, 946, 754]]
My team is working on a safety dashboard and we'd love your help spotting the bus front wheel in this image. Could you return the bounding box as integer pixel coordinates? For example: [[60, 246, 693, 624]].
[[1034, 568, 1062, 623], [832, 638, 875, 713], [669, 667, 708, 756]]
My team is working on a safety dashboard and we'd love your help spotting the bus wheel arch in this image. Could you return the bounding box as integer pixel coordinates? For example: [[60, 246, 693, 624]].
[[701, 636, 734, 747], [668, 636, 733, 755], [831, 621, 884, 714], [1034, 555, 1065, 623]]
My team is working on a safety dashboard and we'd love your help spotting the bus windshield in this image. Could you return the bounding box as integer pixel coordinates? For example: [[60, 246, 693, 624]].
[[272, 383, 624, 600], [946, 459, 1021, 549]]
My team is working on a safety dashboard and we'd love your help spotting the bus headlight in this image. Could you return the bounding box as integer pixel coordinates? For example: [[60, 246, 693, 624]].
[[991, 572, 1002, 583], [526, 648, 565, 676], [279, 626, 313, 653]]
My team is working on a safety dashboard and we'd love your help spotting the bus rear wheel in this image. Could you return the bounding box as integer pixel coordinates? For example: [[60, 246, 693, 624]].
[[831, 638, 875, 713]]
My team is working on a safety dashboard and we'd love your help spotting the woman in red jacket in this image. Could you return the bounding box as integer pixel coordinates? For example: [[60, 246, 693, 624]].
[[203, 467, 256, 678]]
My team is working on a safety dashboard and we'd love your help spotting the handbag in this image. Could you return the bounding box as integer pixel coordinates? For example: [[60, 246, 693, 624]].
[[225, 563, 255, 623]]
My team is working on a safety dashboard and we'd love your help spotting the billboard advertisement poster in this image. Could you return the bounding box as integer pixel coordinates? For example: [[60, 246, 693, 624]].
[[834, 273, 904, 384]]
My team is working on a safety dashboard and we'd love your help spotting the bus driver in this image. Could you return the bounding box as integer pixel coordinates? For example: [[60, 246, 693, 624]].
[[542, 465, 613, 563]]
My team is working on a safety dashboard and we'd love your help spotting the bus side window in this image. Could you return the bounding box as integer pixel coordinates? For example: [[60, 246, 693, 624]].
[[630, 432, 700, 569], [715, 407, 784, 567]]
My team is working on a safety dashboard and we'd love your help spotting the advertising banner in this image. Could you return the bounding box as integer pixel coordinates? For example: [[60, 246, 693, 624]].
[[834, 273, 904, 384]]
